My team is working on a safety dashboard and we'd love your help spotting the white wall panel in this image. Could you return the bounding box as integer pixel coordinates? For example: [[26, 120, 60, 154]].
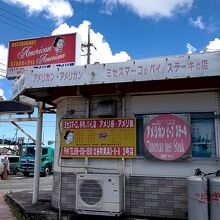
[[54, 92, 220, 177], [132, 92, 217, 114], [129, 159, 220, 178], [130, 91, 220, 177]]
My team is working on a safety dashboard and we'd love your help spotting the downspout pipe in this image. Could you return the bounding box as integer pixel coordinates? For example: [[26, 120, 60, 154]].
[[121, 96, 126, 213]]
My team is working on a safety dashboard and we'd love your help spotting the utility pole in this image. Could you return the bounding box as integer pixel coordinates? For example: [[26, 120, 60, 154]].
[[81, 24, 95, 64], [33, 102, 43, 204], [2, 134, 5, 144], [87, 24, 91, 64]]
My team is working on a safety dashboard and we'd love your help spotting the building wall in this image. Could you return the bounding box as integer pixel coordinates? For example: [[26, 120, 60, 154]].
[[130, 91, 220, 177], [52, 171, 76, 210], [52, 171, 187, 219], [131, 91, 217, 113], [125, 176, 187, 219], [52, 90, 220, 219]]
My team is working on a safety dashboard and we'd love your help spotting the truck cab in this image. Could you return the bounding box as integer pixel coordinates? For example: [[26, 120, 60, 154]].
[[19, 144, 54, 177]]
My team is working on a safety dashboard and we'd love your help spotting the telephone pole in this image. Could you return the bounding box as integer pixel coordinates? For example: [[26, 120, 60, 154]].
[[81, 24, 95, 64]]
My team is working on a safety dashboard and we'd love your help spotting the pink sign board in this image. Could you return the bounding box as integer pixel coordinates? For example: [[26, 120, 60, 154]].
[[144, 114, 191, 161]]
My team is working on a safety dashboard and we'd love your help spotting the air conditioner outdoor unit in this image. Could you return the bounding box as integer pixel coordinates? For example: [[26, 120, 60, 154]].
[[75, 173, 124, 216]]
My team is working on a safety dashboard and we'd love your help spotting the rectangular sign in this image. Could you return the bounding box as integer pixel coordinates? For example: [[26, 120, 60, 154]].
[[12, 52, 220, 99], [7, 33, 81, 79], [61, 118, 136, 158]]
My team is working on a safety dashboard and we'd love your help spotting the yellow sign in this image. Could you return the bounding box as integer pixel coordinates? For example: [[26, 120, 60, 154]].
[[61, 118, 136, 158]]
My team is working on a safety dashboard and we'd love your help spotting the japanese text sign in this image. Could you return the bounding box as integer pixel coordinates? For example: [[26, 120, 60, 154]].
[[61, 118, 136, 158], [7, 33, 81, 79], [143, 114, 191, 161], [12, 52, 220, 99]]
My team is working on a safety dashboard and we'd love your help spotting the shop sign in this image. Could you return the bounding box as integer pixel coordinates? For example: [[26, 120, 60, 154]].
[[143, 114, 191, 161], [7, 33, 81, 79], [12, 52, 220, 99], [61, 118, 136, 158]]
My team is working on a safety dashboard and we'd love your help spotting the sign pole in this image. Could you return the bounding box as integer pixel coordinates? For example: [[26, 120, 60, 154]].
[[32, 102, 43, 204]]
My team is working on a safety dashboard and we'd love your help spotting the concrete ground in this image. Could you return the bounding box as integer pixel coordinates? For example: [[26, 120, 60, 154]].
[[4, 190, 58, 220], [0, 193, 16, 220], [3, 190, 184, 220]]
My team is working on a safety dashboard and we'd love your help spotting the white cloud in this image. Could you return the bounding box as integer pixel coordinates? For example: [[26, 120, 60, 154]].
[[205, 38, 220, 52], [3, 0, 73, 24], [52, 21, 131, 65], [3, 0, 194, 24], [0, 89, 5, 100], [75, 0, 95, 2], [186, 43, 197, 54], [189, 16, 216, 33], [0, 44, 8, 78], [189, 16, 205, 30], [0, 44, 8, 100], [101, 0, 193, 19]]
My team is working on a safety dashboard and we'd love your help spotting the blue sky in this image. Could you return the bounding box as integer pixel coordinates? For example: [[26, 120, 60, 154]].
[[0, 0, 220, 143]]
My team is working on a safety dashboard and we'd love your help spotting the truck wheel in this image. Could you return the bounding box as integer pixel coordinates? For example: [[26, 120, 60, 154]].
[[43, 165, 50, 176]]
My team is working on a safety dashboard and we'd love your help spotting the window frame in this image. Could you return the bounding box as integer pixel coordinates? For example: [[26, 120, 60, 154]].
[[135, 112, 217, 160], [42, 148, 48, 155], [190, 112, 216, 160]]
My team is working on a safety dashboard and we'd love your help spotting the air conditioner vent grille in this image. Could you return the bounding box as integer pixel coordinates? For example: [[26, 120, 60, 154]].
[[79, 179, 103, 205]]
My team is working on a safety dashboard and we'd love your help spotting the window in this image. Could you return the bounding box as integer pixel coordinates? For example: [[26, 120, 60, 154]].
[[191, 113, 216, 158], [42, 148, 48, 155], [21, 147, 35, 156], [8, 156, 19, 163], [136, 115, 145, 156]]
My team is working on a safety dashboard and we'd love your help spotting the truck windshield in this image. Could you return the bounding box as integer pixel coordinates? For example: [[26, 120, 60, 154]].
[[21, 147, 35, 156]]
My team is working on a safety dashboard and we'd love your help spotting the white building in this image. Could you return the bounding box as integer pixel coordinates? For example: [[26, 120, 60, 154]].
[[13, 51, 220, 219]]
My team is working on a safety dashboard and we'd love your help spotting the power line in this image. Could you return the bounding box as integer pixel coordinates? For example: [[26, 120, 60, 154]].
[[0, 73, 6, 77], [15, 124, 55, 128], [0, 129, 16, 133], [0, 67, 6, 71], [0, 7, 106, 64], [1, 63, 8, 77], [0, 71, 6, 77], [93, 46, 105, 63], [0, 17, 40, 35], [81, 46, 102, 64], [0, 14, 48, 35], [91, 47, 104, 63], [0, 7, 49, 35]]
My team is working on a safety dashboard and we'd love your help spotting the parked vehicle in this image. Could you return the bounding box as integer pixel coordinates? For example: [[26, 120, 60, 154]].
[[0, 155, 10, 179], [19, 144, 54, 177], [8, 155, 19, 175]]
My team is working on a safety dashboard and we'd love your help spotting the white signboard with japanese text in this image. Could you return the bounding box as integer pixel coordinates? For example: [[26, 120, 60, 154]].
[[13, 52, 220, 98]]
